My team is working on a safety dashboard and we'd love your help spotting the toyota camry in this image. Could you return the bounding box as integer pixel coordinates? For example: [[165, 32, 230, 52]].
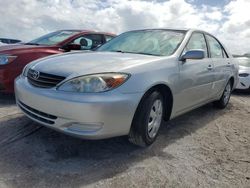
[[15, 29, 238, 146]]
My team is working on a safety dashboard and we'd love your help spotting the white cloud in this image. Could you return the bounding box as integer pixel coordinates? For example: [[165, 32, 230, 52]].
[[0, 0, 249, 54], [217, 0, 250, 54]]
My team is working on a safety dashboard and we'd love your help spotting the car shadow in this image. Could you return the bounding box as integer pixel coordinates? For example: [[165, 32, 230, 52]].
[[0, 93, 16, 106], [232, 89, 250, 96], [0, 102, 231, 187]]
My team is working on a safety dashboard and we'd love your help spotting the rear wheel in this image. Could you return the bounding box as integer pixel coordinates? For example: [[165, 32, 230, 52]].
[[213, 81, 232, 109], [128, 91, 165, 147]]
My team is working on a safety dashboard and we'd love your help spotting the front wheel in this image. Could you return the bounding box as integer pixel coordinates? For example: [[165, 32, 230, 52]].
[[128, 91, 165, 147], [213, 81, 232, 109]]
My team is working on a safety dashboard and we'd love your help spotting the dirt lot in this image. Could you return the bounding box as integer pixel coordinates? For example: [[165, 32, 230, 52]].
[[0, 93, 249, 188]]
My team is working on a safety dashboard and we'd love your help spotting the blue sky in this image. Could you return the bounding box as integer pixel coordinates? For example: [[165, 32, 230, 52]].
[[0, 0, 249, 54], [186, 0, 230, 7]]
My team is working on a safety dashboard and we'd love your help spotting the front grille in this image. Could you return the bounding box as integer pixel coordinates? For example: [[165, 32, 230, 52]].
[[18, 101, 57, 125], [27, 69, 66, 88]]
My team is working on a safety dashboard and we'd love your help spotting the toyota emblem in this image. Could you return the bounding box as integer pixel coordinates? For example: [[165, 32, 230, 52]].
[[32, 70, 40, 80]]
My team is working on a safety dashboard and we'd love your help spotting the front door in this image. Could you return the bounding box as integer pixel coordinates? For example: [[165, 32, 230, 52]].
[[175, 32, 215, 114]]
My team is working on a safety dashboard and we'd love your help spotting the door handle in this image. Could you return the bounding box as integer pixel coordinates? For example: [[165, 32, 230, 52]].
[[207, 65, 213, 70], [226, 62, 231, 67]]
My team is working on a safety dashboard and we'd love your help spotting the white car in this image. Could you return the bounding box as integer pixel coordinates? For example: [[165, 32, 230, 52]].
[[236, 57, 250, 92]]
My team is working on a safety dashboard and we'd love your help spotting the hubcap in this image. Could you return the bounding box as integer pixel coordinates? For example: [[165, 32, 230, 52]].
[[147, 99, 163, 139], [223, 83, 231, 104]]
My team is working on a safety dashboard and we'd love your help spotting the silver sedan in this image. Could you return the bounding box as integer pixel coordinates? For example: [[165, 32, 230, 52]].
[[15, 29, 238, 146]]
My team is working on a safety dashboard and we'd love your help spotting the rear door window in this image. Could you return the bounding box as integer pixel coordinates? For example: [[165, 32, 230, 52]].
[[84, 34, 104, 49], [71, 34, 104, 50], [206, 35, 224, 58]]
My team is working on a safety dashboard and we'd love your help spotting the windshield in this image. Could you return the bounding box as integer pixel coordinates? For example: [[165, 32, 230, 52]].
[[27, 31, 80, 46], [238, 58, 250, 67], [97, 30, 185, 56]]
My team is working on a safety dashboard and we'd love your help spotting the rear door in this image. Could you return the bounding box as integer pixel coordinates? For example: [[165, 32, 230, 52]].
[[205, 34, 230, 98], [176, 32, 215, 112]]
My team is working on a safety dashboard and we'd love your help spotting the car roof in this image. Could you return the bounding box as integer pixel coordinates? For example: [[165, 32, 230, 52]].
[[57, 29, 94, 32], [126, 28, 188, 32], [124, 28, 212, 34], [56, 30, 116, 36]]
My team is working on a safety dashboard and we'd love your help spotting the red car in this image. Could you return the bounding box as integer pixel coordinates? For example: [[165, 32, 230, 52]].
[[0, 30, 115, 93]]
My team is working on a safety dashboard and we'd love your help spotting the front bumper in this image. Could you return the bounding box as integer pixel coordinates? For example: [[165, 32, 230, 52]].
[[15, 76, 143, 139], [236, 76, 250, 90]]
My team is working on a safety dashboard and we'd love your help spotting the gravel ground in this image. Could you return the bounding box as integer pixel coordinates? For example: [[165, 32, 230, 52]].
[[0, 93, 249, 188]]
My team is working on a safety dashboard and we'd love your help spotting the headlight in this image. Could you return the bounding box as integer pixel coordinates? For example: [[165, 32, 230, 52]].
[[57, 73, 130, 93], [0, 55, 17, 65], [239, 73, 249, 77], [22, 65, 29, 77]]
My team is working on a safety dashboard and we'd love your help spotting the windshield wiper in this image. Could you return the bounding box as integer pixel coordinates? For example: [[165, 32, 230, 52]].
[[131, 52, 161, 56], [111, 50, 160, 56], [111, 50, 125, 53], [25, 42, 40, 46]]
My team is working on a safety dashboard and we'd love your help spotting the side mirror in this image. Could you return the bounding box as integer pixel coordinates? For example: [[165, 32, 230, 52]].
[[180, 50, 205, 61], [63, 44, 81, 51]]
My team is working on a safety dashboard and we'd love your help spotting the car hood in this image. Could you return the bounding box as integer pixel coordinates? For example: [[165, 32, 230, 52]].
[[30, 51, 163, 77], [0, 44, 56, 54]]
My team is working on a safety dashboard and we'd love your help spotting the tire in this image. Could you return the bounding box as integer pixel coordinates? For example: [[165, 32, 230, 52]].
[[213, 81, 232, 109], [128, 91, 165, 147]]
